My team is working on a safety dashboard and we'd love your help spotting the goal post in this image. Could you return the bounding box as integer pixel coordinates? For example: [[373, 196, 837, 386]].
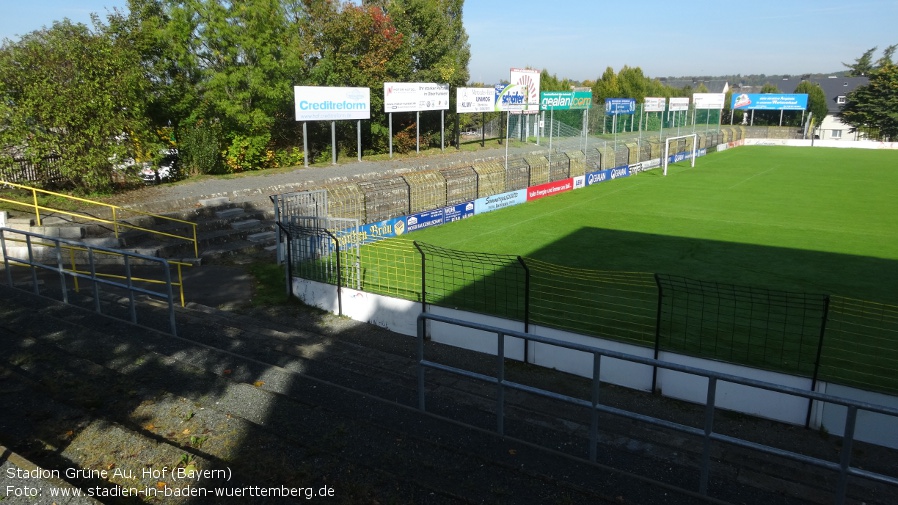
[[662, 133, 697, 176]]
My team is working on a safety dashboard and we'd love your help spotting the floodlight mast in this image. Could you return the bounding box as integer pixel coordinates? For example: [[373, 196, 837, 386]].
[[662, 133, 698, 176]]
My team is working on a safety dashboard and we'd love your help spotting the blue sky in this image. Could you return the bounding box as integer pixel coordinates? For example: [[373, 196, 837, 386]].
[[2, 0, 896, 83]]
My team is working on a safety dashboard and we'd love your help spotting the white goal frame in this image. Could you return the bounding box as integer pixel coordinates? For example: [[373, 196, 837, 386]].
[[662, 133, 697, 176]]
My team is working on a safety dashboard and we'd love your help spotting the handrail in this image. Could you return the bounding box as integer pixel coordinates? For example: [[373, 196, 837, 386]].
[[416, 312, 898, 505], [0, 233, 189, 307], [0, 180, 199, 257], [1, 227, 181, 336]]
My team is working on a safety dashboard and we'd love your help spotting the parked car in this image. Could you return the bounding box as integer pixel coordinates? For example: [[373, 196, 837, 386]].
[[140, 152, 178, 185]]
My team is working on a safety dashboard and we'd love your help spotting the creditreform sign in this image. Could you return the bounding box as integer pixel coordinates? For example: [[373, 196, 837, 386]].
[[384, 82, 450, 112], [293, 86, 371, 121], [731, 93, 809, 110], [295, 86, 371, 121]]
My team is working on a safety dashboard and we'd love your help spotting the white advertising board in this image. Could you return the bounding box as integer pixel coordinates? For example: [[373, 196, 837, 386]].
[[644, 97, 666, 112], [668, 97, 690, 112], [457, 87, 495, 113], [509, 67, 541, 114], [693, 93, 726, 109], [384, 82, 450, 112], [294, 86, 371, 121]]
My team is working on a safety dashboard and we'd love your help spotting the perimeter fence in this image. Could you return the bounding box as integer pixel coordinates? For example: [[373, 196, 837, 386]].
[[286, 235, 898, 398]]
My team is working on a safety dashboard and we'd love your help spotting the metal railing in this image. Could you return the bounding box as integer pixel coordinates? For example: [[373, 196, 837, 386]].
[[0, 180, 199, 257], [415, 312, 898, 504], [1, 228, 180, 336]]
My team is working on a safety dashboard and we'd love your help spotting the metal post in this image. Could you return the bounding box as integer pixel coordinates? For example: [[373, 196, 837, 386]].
[[835, 406, 858, 505], [303, 122, 309, 168], [589, 353, 601, 463], [417, 316, 426, 411], [389, 113, 393, 158], [416, 111, 420, 154], [357, 120, 362, 162], [497, 332, 506, 436], [806, 295, 831, 428], [331, 121, 337, 165], [652, 273, 664, 392], [441, 110, 445, 153], [700, 377, 717, 495]]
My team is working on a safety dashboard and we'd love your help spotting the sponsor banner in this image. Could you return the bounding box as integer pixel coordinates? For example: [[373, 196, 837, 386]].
[[727, 139, 745, 149], [295, 86, 371, 121], [510, 68, 541, 114], [666, 148, 708, 164], [474, 189, 527, 214], [457, 87, 495, 113], [731, 93, 808, 110], [494, 84, 532, 112], [573, 175, 586, 189], [642, 158, 662, 170], [668, 97, 690, 112], [605, 98, 636, 115], [540, 91, 592, 111], [527, 178, 574, 201], [585, 166, 630, 186], [444, 201, 475, 222], [384, 82, 450, 112], [406, 209, 445, 232], [644, 97, 666, 112], [716, 143, 728, 153], [693, 93, 726, 110]]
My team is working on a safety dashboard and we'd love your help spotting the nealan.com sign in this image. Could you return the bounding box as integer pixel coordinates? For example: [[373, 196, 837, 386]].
[[294, 86, 371, 121]]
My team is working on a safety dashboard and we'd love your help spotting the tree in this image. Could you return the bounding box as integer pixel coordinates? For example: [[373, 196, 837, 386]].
[[844, 47, 877, 76], [793, 80, 827, 130], [839, 63, 898, 140], [0, 19, 152, 191]]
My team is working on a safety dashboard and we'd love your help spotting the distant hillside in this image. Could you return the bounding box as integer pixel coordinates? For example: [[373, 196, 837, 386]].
[[659, 72, 849, 88]]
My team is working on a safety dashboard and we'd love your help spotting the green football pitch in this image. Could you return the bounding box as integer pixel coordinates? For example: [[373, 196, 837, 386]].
[[408, 145, 898, 305]]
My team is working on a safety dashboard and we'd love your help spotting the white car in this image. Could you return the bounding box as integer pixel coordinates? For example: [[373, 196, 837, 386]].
[[140, 153, 178, 184]]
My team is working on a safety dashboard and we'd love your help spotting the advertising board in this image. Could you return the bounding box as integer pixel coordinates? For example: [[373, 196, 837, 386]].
[[457, 87, 495, 113], [294, 86, 371, 121], [383, 82, 450, 112], [509, 68, 541, 114], [474, 189, 527, 214], [605, 98, 636, 115], [644, 97, 666, 112], [668, 97, 690, 112], [526, 178, 574, 201], [585, 166, 630, 186], [731, 93, 809, 110], [692, 93, 726, 109], [540, 91, 592, 111]]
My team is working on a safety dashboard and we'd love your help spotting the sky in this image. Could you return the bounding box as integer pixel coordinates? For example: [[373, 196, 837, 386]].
[[2, 0, 896, 83]]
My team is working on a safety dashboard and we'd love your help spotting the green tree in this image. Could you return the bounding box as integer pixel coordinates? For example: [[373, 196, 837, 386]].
[[843, 47, 877, 76], [839, 63, 898, 140], [0, 19, 151, 191], [793, 80, 827, 130]]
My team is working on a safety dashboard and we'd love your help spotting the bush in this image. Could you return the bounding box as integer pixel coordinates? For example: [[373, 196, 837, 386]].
[[178, 119, 223, 175], [223, 133, 274, 173]]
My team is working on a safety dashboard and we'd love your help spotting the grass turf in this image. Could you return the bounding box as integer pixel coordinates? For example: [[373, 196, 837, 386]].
[[409, 146, 898, 305]]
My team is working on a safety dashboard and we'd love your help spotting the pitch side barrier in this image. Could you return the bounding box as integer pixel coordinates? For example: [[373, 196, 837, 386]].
[[416, 312, 898, 504]]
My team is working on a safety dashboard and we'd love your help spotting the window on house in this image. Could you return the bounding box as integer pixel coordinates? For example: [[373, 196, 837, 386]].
[[832, 130, 842, 138], [837, 96, 846, 104]]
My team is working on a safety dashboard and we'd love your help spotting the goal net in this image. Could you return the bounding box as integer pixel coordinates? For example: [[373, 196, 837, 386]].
[[662, 133, 697, 176]]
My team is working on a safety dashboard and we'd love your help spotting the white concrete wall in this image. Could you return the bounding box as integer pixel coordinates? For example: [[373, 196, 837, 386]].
[[744, 138, 898, 149], [817, 383, 898, 449], [290, 279, 898, 448]]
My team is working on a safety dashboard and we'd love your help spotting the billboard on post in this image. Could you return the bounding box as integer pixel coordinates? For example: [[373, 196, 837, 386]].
[[457, 87, 495, 113], [731, 93, 809, 110], [509, 68, 541, 114], [668, 97, 690, 111], [494, 84, 530, 112], [644, 97, 666, 112], [384, 82, 450, 112], [693, 93, 726, 109], [294, 86, 371, 121], [540, 91, 592, 110], [605, 98, 636, 114]]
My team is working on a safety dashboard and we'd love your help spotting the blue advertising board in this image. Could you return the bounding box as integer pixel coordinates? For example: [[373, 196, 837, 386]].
[[474, 190, 527, 215], [731, 93, 808, 110], [406, 209, 444, 233], [585, 166, 630, 186], [604, 98, 636, 115], [444, 201, 475, 222], [666, 148, 708, 164], [338, 216, 408, 247]]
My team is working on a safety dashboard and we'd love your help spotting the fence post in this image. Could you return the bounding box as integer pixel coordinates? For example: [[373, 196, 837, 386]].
[[274, 222, 293, 300], [518, 256, 530, 363], [806, 294, 831, 428], [652, 273, 664, 393], [413, 241, 427, 315]]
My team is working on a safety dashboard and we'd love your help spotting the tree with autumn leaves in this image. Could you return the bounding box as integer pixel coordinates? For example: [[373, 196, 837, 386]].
[[0, 0, 470, 190]]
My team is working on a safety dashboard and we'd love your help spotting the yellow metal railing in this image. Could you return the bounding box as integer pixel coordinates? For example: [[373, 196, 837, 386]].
[[0, 180, 199, 257], [1, 233, 190, 307]]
